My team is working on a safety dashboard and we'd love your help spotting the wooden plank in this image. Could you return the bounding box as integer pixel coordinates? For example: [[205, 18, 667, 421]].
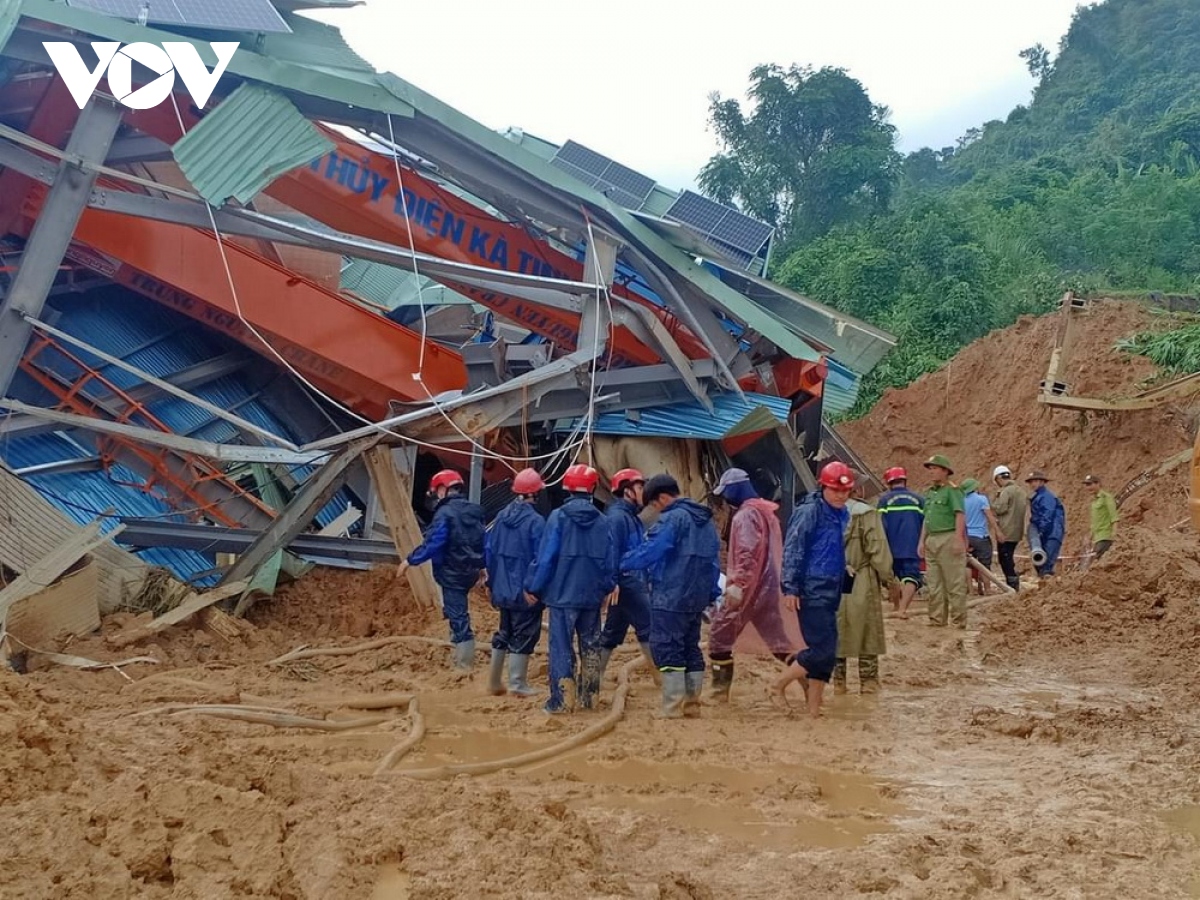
[[317, 506, 363, 537], [0, 518, 119, 626], [365, 445, 438, 608], [108, 580, 248, 648], [6, 561, 100, 648]]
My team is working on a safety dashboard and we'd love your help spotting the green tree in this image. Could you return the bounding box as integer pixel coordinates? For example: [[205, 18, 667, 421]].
[[698, 64, 900, 246]]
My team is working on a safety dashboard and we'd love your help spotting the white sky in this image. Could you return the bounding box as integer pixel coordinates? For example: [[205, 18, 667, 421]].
[[312, 1, 1081, 191]]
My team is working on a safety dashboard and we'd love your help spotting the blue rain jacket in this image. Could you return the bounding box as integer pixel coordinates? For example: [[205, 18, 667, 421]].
[[621, 498, 721, 614], [407, 495, 485, 591], [781, 492, 851, 604], [606, 497, 650, 598], [485, 500, 545, 611], [1029, 486, 1066, 542], [876, 487, 924, 559], [525, 496, 617, 609]]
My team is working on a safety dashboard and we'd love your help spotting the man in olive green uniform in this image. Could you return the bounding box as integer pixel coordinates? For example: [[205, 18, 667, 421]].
[[991, 465, 1027, 591], [1084, 474, 1118, 564], [919, 455, 968, 628], [835, 496, 895, 694]]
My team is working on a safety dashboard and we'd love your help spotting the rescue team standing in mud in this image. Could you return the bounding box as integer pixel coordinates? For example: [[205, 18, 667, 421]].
[[400, 455, 1115, 718]]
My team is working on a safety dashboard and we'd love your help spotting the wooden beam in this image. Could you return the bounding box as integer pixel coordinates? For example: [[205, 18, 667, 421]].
[[108, 581, 249, 648], [0, 517, 120, 626], [365, 445, 439, 609]]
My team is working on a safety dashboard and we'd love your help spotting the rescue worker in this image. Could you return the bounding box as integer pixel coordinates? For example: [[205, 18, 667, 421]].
[[598, 468, 657, 683], [622, 474, 722, 719], [525, 464, 617, 714], [961, 478, 1000, 595], [835, 492, 894, 694], [991, 465, 1026, 591], [707, 467, 791, 702], [876, 467, 924, 620], [1026, 470, 1065, 578], [484, 467, 546, 697], [771, 461, 854, 718], [397, 469, 486, 669], [919, 455, 968, 628], [1084, 474, 1118, 563]]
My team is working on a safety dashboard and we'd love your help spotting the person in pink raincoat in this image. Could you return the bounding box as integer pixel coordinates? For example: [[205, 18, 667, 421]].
[[707, 468, 801, 702]]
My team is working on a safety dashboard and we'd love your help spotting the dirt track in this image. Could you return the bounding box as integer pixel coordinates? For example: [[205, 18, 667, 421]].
[[2, 563, 1199, 899], [4, 299, 1200, 898]]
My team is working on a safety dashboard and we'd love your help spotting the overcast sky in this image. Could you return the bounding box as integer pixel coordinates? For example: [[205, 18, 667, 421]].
[[312, 1, 1081, 191]]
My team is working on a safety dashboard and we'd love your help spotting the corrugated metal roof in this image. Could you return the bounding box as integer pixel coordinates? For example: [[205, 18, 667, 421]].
[[340, 259, 473, 309], [823, 357, 862, 417], [559, 391, 791, 440], [259, 11, 375, 73], [173, 84, 335, 206]]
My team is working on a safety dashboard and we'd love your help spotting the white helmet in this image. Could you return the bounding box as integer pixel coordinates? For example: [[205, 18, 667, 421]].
[[993, 465, 1012, 479]]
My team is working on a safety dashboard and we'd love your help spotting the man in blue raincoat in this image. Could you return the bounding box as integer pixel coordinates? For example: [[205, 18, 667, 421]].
[[621, 474, 722, 719], [598, 468, 659, 684], [525, 464, 617, 714], [1026, 470, 1065, 577], [772, 461, 854, 717], [484, 467, 546, 697], [396, 469, 485, 670]]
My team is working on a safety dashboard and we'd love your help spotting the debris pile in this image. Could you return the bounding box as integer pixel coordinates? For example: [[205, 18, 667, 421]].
[[982, 524, 1200, 697], [841, 301, 1192, 528]]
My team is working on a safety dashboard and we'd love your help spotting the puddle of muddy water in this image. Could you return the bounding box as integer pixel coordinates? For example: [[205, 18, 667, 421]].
[[371, 862, 410, 899]]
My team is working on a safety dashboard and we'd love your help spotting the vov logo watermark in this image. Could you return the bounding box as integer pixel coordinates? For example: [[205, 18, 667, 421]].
[[43, 41, 238, 111]]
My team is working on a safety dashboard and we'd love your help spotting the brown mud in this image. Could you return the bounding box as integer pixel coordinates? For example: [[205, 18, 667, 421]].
[[3, 300, 1200, 898]]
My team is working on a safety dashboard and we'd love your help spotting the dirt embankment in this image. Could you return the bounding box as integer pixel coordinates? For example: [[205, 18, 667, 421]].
[[841, 301, 1193, 531]]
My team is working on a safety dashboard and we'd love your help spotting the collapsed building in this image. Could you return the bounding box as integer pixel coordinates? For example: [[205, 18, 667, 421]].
[[0, 0, 893, 624]]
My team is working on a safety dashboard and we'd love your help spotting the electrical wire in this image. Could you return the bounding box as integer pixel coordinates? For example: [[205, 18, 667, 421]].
[[164, 97, 600, 475]]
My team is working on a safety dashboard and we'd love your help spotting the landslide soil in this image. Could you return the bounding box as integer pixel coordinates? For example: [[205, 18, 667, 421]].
[[4, 300, 1200, 899]]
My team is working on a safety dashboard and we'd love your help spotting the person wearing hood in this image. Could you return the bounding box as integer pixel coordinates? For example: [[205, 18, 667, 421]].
[[707, 468, 792, 702], [397, 469, 485, 670], [483, 468, 546, 697], [1026, 470, 1066, 577], [835, 492, 895, 694], [599, 468, 658, 684], [621, 474, 722, 719], [772, 461, 854, 717], [991, 465, 1026, 592], [525, 464, 617, 714]]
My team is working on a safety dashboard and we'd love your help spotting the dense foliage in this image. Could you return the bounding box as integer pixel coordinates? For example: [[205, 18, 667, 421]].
[[703, 0, 1200, 414]]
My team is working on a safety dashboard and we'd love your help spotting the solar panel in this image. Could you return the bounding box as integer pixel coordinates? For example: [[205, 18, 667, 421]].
[[549, 140, 656, 210], [664, 190, 774, 265], [66, 0, 292, 33]]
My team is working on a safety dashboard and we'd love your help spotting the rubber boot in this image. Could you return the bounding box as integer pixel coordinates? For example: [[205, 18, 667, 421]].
[[597, 647, 614, 683], [659, 671, 686, 719], [487, 648, 507, 695], [710, 659, 734, 703], [545, 676, 577, 715], [833, 659, 848, 695], [1006, 576, 1020, 592], [507, 654, 539, 697], [683, 671, 704, 718], [860, 656, 881, 694], [451, 640, 476, 670], [578, 650, 602, 711], [638, 642, 662, 685]]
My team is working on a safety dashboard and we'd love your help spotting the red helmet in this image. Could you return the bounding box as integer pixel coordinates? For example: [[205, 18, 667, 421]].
[[818, 461, 855, 489], [563, 464, 600, 492], [883, 466, 907, 484], [429, 469, 464, 492], [512, 467, 545, 494], [610, 467, 645, 493]]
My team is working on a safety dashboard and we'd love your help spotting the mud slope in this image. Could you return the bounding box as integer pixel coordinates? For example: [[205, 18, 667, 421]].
[[841, 301, 1193, 530]]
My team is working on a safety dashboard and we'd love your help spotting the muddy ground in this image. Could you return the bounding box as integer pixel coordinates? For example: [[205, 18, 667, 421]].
[[2, 560, 1198, 899], [4, 299, 1199, 898]]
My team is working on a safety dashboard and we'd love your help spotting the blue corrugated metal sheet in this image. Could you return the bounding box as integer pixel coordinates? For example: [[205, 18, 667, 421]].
[[823, 357, 862, 417], [559, 391, 792, 440], [2, 292, 361, 580]]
